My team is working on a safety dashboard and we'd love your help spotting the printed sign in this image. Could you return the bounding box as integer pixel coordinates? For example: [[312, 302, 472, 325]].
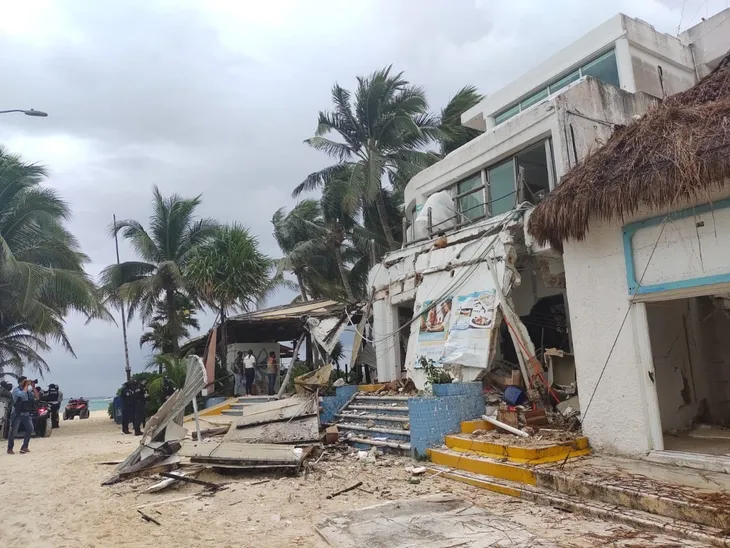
[[414, 297, 452, 368], [442, 290, 497, 368]]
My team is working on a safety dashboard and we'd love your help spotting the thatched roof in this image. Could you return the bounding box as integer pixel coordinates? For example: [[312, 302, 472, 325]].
[[528, 53, 730, 250]]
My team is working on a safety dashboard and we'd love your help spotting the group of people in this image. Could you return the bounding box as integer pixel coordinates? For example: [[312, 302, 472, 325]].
[[2, 376, 61, 454], [232, 350, 279, 396], [119, 378, 148, 436]]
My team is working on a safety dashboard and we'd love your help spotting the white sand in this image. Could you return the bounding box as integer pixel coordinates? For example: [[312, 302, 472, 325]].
[[0, 412, 705, 548]]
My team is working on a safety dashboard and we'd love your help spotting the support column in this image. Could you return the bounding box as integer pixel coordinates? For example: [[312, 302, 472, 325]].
[[373, 299, 400, 382]]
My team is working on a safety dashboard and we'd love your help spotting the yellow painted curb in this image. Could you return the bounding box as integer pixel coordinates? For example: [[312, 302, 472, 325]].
[[445, 435, 590, 464], [358, 384, 387, 392], [460, 419, 496, 434], [428, 448, 537, 485], [428, 468, 523, 497]]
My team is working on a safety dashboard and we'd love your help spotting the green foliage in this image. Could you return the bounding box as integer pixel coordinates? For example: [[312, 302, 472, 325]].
[[100, 187, 218, 356], [437, 86, 484, 156], [139, 295, 200, 356], [286, 360, 310, 392], [0, 146, 108, 377], [418, 356, 453, 385]]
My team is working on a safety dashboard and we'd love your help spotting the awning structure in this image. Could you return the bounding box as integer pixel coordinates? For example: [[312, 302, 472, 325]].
[[180, 299, 364, 356]]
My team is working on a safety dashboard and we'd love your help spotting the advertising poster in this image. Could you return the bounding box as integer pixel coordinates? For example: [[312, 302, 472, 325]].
[[414, 297, 452, 368], [442, 290, 497, 368]]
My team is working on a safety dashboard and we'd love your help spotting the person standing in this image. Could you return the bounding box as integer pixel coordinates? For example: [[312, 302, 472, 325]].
[[132, 380, 148, 436], [243, 349, 256, 396], [7, 377, 37, 454], [266, 352, 279, 396], [120, 380, 135, 435], [233, 351, 244, 397]]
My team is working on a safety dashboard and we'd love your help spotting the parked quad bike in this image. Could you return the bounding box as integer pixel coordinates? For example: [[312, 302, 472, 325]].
[[63, 398, 90, 420], [1, 401, 52, 439]]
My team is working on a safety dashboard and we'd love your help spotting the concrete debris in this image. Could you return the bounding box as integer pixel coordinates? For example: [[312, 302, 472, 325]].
[[332, 378, 346, 387]]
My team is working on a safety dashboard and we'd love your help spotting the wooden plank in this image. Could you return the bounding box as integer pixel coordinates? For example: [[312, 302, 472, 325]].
[[224, 415, 319, 444], [181, 441, 301, 464], [236, 396, 317, 428]]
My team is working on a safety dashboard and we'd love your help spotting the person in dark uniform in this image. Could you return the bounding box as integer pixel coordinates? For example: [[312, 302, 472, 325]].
[[132, 380, 148, 436], [42, 383, 62, 428], [120, 380, 135, 435], [162, 376, 175, 403]]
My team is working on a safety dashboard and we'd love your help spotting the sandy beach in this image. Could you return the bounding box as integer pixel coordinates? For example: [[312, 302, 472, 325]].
[[0, 412, 704, 548]]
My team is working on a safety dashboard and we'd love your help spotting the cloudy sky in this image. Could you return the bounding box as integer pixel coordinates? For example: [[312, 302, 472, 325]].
[[0, 0, 727, 396]]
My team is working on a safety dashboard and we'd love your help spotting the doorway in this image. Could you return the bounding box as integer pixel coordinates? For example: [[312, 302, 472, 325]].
[[398, 301, 415, 378], [646, 295, 730, 455]]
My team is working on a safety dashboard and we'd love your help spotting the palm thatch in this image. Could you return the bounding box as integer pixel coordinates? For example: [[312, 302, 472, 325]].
[[528, 53, 730, 250]]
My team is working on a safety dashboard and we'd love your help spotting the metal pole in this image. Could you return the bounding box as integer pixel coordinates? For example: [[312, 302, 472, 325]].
[[191, 396, 203, 442], [113, 214, 132, 382]]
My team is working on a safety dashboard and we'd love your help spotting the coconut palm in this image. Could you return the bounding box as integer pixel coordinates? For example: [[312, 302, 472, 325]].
[[139, 297, 199, 355], [100, 187, 217, 356], [0, 146, 108, 375], [296, 66, 440, 251], [437, 85, 484, 156], [186, 224, 284, 366]]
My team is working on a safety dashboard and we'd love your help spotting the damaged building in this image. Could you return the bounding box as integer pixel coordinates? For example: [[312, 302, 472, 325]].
[[368, 9, 730, 459]]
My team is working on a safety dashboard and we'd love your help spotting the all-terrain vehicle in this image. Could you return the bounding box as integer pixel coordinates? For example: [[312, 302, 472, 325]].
[[63, 398, 90, 420], [1, 400, 53, 439]]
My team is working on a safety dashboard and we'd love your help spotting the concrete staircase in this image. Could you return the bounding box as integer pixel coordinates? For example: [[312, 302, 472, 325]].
[[336, 394, 411, 454], [428, 419, 730, 546], [221, 395, 279, 416]]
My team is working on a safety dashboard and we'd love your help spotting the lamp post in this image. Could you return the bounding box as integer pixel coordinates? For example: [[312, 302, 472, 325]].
[[0, 109, 48, 117]]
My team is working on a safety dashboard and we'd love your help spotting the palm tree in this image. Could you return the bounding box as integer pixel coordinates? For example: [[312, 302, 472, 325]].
[[186, 224, 283, 367], [100, 187, 217, 356], [296, 66, 440, 251], [139, 296, 199, 355], [437, 86, 484, 156], [0, 146, 108, 375], [272, 203, 343, 302]]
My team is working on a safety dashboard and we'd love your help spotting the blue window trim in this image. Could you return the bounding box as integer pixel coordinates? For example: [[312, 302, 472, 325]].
[[622, 198, 730, 295]]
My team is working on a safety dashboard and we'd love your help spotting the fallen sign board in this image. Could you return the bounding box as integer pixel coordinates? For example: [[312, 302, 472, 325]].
[[315, 495, 558, 547], [225, 414, 319, 444], [236, 395, 317, 428], [180, 440, 306, 469]]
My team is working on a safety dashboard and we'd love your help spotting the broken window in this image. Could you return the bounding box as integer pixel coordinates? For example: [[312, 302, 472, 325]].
[[582, 49, 619, 88], [516, 141, 552, 204]]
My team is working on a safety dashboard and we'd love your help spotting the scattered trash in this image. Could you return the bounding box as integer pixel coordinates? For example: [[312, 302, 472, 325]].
[[137, 510, 161, 526], [327, 481, 363, 499], [332, 378, 346, 387]]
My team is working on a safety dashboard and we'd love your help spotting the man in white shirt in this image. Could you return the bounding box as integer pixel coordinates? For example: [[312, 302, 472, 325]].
[[243, 350, 256, 396]]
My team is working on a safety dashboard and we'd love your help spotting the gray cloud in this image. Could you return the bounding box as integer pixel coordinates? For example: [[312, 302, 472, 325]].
[[0, 0, 722, 395]]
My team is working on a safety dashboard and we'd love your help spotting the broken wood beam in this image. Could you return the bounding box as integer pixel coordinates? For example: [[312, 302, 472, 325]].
[[191, 426, 229, 440], [327, 481, 363, 499], [160, 472, 223, 491], [137, 510, 161, 526]]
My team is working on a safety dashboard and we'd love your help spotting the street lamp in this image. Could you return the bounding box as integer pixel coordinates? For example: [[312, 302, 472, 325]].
[[0, 109, 48, 117]]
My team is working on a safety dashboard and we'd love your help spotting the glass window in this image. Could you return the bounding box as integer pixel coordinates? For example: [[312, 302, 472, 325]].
[[581, 49, 619, 88], [488, 161, 516, 217], [548, 70, 580, 94], [494, 104, 520, 125], [457, 173, 485, 222], [520, 88, 548, 110], [516, 143, 550, 203]]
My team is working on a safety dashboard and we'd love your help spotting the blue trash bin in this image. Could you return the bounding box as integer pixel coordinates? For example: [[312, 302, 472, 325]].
[[113, 396, 123, 424]]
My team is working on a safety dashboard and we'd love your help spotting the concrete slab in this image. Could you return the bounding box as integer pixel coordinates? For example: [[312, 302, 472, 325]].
[[315, 494, 558, 547]]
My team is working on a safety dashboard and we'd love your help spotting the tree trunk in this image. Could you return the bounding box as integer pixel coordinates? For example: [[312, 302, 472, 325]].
[[166, 289, 180, 357], [219, 307, 228, 370], [375, 190, 397, 251], [295, 271, 308, 302], [333, 246, 355, 301]]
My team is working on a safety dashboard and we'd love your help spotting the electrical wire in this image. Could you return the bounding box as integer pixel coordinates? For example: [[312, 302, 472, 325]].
[[579, 217, 669, 425]]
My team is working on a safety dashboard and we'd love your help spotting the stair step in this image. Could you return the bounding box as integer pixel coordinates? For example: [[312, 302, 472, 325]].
[[354, 395, 410, 402], [428, 448, 537, 485], [338, 422, 410, 437], [221, 410, 243, 416], [336, 413, 409, 423], [428, 466, 730, 547], [347, 436, 411, 452], [348, 404, 409, 412], [444, 434, 590, 464]]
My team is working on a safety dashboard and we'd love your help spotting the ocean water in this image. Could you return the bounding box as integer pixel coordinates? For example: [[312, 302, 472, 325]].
[[60, 397, 113, 412]]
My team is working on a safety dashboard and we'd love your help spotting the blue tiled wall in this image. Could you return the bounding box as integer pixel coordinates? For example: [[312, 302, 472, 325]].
[[320, 384, 359, 424], [408, 383, 485, 457]]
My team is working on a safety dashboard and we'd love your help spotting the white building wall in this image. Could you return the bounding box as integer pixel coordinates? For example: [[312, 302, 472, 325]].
[[561, 185, 730, 455]]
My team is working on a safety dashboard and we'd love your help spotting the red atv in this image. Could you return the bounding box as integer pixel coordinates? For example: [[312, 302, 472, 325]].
[[63, 398, 90, 420]]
